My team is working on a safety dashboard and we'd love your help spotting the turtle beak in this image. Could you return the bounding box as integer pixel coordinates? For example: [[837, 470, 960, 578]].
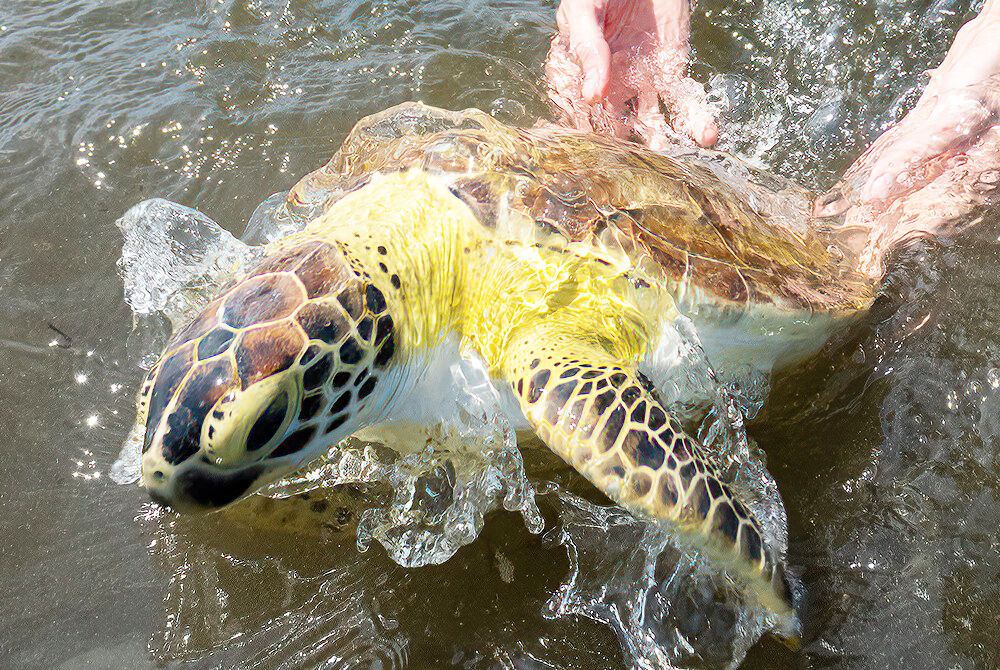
[[145, 481, 208, 515], [141, 449, 264, 513], [140, 453, 209, 514]]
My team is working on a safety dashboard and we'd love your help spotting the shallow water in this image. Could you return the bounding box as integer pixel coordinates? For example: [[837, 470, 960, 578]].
[[1, 0, 997, 668]]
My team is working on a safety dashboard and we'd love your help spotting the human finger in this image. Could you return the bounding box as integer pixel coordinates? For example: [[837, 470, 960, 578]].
[[630, 44, 718, 148], [668, 77, 720, 147], [557, 2, 612, 102], [545, 34, 595, 130], [867, 97, 990, 199], [865, 93, 992, 199], [815, 91, 994, 215], [590, 73, 635, 138]]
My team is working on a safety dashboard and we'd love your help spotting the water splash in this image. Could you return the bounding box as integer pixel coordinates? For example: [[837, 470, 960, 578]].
[[242, 191, 311, 245], [117, 198, 260, 323], [353, 409, 544, 568], [543, 487, 782, 670]]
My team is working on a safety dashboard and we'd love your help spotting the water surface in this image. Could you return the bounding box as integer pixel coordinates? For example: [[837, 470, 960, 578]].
[[1, 0, 998, 668]]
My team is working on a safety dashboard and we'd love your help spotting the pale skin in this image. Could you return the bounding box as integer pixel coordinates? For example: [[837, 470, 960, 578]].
[[548, 0, 1000, 213], [546, 0, 719, 149]]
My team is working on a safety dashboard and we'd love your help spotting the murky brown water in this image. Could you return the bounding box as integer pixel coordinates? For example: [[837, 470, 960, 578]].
[[2, 0, 999, 668]]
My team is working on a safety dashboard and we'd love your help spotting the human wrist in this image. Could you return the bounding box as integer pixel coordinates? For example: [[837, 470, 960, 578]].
[[975, 0, 1000, 25], [926, 10, 1000, 93]]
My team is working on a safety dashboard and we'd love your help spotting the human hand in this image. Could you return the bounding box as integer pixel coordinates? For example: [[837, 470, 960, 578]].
[[545, 0, 719, 150], [815, 10, 1000, 218]]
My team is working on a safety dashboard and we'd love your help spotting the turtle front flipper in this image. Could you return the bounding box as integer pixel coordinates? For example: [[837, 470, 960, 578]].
[[500, 325, 795, 621]]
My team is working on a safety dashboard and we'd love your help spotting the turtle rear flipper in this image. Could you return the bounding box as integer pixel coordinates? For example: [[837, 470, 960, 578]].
[[500, 322, 796, 623]]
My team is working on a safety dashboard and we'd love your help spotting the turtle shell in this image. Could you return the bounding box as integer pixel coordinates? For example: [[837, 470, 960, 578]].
[[288, 102, 875, 314]]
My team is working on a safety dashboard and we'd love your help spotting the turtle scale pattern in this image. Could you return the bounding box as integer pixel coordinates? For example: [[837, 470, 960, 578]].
[[139, 239, 396, 504], [502, 322, 791, 614]]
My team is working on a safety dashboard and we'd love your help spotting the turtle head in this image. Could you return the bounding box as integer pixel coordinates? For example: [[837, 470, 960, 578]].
[[138, 241, 397, 512], [138, 346, 305, 513]]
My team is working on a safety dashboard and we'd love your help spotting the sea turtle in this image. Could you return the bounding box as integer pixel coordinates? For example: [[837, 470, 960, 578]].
[[132, 102, 999, 627]]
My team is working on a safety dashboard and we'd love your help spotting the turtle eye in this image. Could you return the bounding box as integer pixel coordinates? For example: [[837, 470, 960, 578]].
[[246, 390, 289, 452]]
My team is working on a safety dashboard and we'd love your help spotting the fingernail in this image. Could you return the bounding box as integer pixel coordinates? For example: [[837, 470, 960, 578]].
[[813, 189, 849, 217], [867, 174, 893, 201], [700, 121, 719, 147], [582, 72, 599, 101]]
